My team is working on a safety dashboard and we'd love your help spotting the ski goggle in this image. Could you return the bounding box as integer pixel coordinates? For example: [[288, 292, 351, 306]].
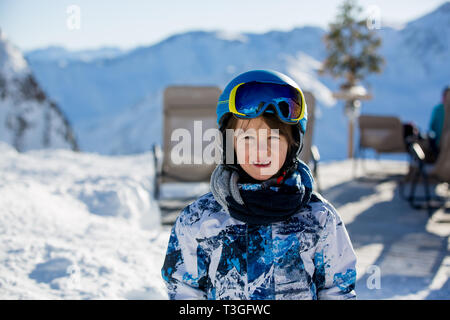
[[225, 82, 306, 124]]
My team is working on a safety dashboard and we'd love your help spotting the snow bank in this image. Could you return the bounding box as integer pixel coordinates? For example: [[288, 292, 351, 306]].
[[0, 142, 168, 299]]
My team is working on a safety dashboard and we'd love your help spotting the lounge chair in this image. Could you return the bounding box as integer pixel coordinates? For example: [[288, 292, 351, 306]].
[[354, 114, 407, 175], [152, 86, 221, 223]]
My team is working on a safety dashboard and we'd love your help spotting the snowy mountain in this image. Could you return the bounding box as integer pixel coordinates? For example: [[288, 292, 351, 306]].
[[25, 26, 335, 156], [0, 30, 78, 152], [401, 1, 450, 67], [25, 45, 126, 64], [362, 1, 450, 138], [24, 2, 450, 159]]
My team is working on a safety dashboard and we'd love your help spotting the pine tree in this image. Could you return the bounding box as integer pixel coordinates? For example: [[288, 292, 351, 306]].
[[321, 0, 384, 89], [320, 0, 385, 158]]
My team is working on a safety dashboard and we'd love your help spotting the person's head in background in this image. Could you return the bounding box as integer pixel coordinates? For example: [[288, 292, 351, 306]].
[[223, 112, 299, 181], [443, 86, 450, 107]]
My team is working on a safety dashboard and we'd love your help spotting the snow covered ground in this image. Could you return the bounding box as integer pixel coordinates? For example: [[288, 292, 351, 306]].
[[0, 142, 448, 299], [320, 160, 450, 299], [0, 142, 169, 299]]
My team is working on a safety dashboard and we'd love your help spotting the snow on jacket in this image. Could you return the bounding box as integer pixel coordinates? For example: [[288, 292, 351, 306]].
[[161, 191, 357, 300]]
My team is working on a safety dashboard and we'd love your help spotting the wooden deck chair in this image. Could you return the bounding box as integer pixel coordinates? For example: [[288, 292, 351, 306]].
[[152, 86, 221, 213], [402, 105, 450, 216], [299, 91, 321, 192], [355, 115, 407, 175]]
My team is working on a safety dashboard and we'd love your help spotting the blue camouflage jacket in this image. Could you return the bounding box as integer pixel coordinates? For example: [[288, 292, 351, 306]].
[[161, 191, 357, 300]]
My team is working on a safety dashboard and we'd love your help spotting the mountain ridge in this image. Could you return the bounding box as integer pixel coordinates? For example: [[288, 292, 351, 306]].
[[0, 29, 78, 152]]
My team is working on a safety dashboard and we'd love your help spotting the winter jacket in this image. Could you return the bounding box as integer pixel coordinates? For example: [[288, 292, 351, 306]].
[[161, 190, 357, 300], [429, 103, 445, 146]]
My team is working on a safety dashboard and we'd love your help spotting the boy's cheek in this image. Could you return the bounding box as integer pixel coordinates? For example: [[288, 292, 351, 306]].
[[235, 148, 248, 164], [236, 145, 252, 164]]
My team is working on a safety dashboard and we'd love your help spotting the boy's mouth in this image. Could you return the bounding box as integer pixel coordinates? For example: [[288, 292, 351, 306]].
[[252, 161, 271, 168]]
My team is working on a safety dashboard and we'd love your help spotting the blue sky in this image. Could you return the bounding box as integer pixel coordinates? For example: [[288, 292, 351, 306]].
[[0, 0, 447, 51]]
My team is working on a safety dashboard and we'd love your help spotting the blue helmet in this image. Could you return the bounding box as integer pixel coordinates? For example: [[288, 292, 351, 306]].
[[217, 69, 308, 134]]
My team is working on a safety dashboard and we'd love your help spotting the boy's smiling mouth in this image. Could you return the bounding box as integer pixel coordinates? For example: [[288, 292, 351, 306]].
[[251, 160, 271, 168]]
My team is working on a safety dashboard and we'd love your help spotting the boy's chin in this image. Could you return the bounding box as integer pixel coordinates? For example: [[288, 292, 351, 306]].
[[246, 168, 279, 181]]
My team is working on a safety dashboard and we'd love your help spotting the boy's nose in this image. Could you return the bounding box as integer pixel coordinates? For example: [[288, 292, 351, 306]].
[[255, 139, 270, 160]]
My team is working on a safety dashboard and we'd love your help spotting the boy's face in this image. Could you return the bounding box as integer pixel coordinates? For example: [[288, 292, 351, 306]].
[[233, 117, 288, 181]]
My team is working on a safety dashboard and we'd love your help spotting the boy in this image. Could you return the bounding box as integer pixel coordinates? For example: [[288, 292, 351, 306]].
[[161, 69, 357, 300]]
